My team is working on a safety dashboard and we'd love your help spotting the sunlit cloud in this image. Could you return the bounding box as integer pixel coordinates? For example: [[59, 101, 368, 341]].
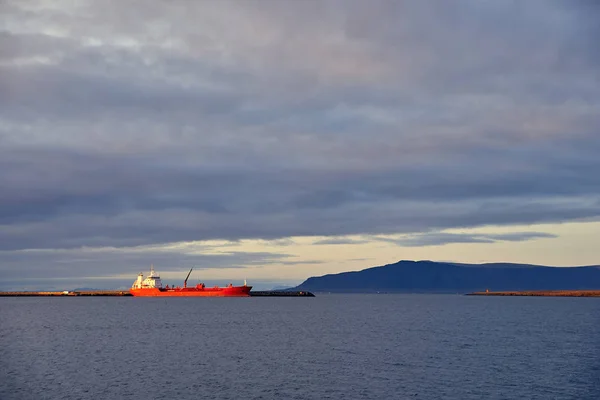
[[371, 232, 558, 247]]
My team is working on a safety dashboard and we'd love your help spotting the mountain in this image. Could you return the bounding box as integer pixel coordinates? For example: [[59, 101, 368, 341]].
[[293, 260, 600, 293]]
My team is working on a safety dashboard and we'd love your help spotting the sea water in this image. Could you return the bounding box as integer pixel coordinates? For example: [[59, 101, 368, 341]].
[[1, 294, 599, 399]]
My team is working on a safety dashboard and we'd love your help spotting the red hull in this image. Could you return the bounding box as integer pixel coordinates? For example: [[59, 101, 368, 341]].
[[130, 285, 252, 297]]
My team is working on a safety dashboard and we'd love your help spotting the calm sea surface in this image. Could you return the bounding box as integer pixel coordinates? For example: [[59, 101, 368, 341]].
[[1, 294, 599, 400]]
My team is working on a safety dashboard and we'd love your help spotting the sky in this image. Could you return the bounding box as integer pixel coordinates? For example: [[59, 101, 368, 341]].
[[1, 0, 599, 290]]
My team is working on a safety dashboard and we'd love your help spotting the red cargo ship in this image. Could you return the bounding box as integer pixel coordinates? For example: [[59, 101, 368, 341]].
[[130, 266, 251, 297]]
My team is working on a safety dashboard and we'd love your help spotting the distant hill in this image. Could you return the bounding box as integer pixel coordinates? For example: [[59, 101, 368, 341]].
[[293, 260, 600, 293]]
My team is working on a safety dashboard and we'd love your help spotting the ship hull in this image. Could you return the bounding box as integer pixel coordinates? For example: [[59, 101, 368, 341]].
[[130, 286, 252, 297]]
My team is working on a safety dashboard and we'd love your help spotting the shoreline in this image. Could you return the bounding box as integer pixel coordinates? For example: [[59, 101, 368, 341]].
[[467, 290, 600, 297]]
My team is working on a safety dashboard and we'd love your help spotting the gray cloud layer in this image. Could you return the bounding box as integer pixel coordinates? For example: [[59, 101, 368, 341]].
[[1, 1, 599, 282]]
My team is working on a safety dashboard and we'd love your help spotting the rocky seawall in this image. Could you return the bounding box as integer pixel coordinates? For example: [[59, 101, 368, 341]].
[[467, 290, 600, 297]]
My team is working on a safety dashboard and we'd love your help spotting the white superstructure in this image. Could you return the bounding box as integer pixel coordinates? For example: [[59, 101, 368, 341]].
[[131, 265, 163, 289]]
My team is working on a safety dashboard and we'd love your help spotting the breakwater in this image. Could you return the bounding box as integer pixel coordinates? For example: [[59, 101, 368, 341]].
[[249, 291, 315, 297], [0, 291, 132, 296], [468, 290, 600, 297], [0, 290, 315, 297]]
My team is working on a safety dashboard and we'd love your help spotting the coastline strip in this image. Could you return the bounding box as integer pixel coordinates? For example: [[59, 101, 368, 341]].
[[467, 290, 600, 297]]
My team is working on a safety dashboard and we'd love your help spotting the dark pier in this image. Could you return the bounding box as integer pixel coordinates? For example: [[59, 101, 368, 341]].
[[0, 291, 132, 296], [250, 291, 315, 297], [467, 290, 600, 297], [0, 290, 315, 297]]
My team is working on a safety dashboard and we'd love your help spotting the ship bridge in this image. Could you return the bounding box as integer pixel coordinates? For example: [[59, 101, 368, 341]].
[[131, 265, 163, 289]]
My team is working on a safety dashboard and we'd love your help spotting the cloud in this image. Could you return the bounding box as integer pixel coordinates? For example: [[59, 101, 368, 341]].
[[312, 237, 370, 245], [376, 232, 558, 247], [0, 1, 599, 283], [0, 242, 296, 280]]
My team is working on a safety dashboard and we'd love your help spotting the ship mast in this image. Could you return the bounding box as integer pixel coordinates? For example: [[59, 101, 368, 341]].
[[184, 268, 193, 288]]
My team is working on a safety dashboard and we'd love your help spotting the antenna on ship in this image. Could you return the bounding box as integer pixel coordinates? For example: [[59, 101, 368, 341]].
[[150, 264, 155, 276], [184, 267, 193, 288]]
